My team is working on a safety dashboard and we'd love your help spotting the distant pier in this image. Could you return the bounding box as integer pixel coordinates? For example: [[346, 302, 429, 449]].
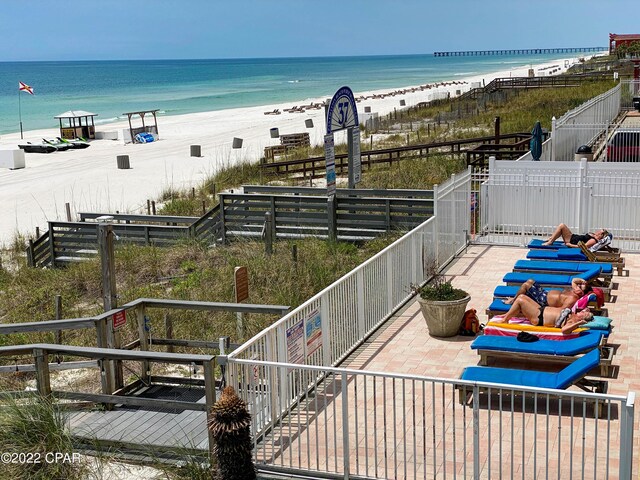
[[433, 47, 606, 57]]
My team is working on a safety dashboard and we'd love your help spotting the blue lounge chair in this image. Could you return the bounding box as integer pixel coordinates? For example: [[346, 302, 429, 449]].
[[528, 239, 567, 250], [527, 249, 590, 261], [503, 270, 610, 301], [470, 331, 612, 376], [460, 348, 605, 392], [503, 270, 600, 286], [527, 249, 624, 276], [493, 285, 560, 298], [513, 260, 613, 277]]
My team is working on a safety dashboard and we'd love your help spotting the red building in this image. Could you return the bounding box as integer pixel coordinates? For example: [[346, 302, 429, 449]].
[[609, 33, 640, 54]]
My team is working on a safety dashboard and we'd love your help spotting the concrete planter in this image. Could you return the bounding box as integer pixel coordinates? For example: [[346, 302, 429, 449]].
[[417, 295, 471, 338]]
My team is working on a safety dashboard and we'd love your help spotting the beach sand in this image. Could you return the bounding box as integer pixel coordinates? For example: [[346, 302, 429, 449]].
[[0, 56, 588, 246]]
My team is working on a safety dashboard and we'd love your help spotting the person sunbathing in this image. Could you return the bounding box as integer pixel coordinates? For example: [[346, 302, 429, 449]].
[[502, 278, 591, 308], [542, 223, 608, 248], [495, 295, 593, 334]]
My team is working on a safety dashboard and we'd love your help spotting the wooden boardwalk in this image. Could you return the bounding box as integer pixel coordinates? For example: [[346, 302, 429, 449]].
[[66, 385, 209, 454]]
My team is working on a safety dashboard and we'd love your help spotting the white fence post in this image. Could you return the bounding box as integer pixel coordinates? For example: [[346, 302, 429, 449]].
[[341, 371, 350, 479], [550, 116, 556, 161], [619, 392, 635, 479], [577, 158, 587, 233], [432, 184, 439, 266]]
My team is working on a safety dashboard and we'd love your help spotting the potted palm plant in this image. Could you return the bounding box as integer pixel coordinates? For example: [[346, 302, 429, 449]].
[[413, 274, 470, 338]]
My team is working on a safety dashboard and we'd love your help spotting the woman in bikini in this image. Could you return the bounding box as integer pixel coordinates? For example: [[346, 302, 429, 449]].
[[494, 294, 593, 334], [542, 223, 607, 248]]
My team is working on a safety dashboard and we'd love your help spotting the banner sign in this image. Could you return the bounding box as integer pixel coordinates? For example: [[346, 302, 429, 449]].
[[324, 134, 336, 196], [286, 320, 305, 364], [305, 309, 322, 358]]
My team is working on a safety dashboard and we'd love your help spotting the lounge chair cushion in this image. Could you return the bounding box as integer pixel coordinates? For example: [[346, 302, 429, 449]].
[[514, 260, 612, 275], [503, 269, 600, 285], [470, 330, 602, 355], [528, 239, 566, 250], [582, 316, 613, 330], [493, 285, 560, 298], [460, 348, 601, 390], [484, 321, 585, 340], [527, 249, 588, 261]]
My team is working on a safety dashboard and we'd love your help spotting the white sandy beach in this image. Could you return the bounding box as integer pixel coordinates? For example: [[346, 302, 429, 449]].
[[0, 56, 589, 246]]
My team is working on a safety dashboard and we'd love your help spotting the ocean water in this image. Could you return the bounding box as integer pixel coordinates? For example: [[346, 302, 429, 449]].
[[0, 53, 580, 135]]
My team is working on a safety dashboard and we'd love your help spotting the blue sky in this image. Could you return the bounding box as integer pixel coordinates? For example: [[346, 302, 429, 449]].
[[0, 0, 637, 61]]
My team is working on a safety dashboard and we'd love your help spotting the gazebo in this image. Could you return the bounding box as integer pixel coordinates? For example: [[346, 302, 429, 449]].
[[54, 111, 97, 140], [123, 109, 160, 144]]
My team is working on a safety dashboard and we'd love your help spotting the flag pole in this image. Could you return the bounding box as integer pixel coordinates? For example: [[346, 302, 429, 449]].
[[18, 88, 23, 140]]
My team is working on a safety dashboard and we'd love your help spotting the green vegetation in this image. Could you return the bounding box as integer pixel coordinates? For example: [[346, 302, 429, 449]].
[[0, 396, 86, 480], [209, 386, 256, 480]]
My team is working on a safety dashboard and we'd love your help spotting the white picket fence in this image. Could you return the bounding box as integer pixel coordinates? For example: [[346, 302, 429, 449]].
[[476, 158, 640, 250]]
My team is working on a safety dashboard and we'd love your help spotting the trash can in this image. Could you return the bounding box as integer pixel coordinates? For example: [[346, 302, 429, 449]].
[[633, 96, 640, 112], [574, 145, 593, 162], [190, 145, 201, 157], [116, 155, 130, 169]]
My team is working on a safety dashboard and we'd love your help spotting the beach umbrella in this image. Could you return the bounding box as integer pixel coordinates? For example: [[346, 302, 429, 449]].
[[530, 121, 543, 161]]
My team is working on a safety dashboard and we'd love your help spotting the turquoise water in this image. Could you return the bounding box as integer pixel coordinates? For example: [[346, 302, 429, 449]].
[[0, 53, 580, 135]]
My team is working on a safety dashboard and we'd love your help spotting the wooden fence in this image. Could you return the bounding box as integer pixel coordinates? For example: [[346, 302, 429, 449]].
[[27, 187, 432, 267], [27, 206, 222, 268], [259, 133, 533, 178], [219, 188, 434, 242], [459, 72, 612, 101]]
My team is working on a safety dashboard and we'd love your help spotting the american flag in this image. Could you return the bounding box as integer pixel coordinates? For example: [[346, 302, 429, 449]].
[[18, 81, 34, 95]]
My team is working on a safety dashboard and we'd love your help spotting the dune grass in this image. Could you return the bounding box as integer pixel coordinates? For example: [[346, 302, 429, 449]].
[[0, 395, 86, 480]]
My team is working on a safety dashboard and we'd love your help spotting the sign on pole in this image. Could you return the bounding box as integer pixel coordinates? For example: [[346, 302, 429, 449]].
[[326, 86, 359, 134], [326, 86, 360, 189], [234, 266, 249, 340], [352, 128, 361, 184], [324, 134, 336, 197], [234, 266, 249, 303], [112, 310, 127, 330]]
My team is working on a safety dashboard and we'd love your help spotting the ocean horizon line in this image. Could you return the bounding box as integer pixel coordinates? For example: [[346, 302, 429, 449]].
[[0, 48, 609, 65]]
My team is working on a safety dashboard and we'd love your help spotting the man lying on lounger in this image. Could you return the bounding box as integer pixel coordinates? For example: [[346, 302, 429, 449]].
[[542, 223, 608, 248], [503, 277, 591, 309], [494, 295, 593, 334]]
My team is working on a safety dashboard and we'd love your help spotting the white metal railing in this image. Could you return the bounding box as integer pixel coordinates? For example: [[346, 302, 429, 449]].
[[228, 168, 470, 368], [516, 137, 552, 161], [228, 360, 635, 479], [226, 169, 470, 439], [476, 158, 640, 249], [551, 84, 622, 161], [620, 79, 640, 110]]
